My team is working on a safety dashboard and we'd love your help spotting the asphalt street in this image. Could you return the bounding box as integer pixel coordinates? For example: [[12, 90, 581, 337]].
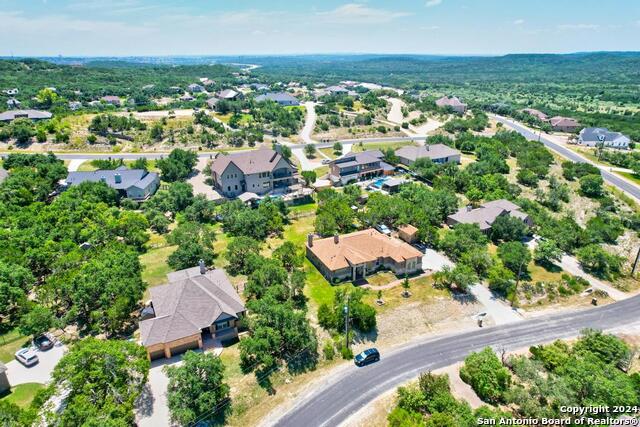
[[273, 294, 640, 427], [493, 115, 640, 200]]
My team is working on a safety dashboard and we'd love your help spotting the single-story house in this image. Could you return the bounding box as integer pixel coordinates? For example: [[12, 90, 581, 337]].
[[188, 83, 205, 93], [101, 96, 121, 106], [217, 89, 240, 100], [381, 177, 407, 193], [325, 85, 348, 95], [549, 116, 580, 133], [446, 199, 533, 232], [395, 144, 461, 166], [206, 97, 220, 110], [577, 127, 631, 149], [0, 109, 52, 122], [398, 224, 419, 244], [435, 96, 467, 114], [180, 93, 195, 102], [521, 108, 548, 122], [255, 92, 300, 106], [64, 166, 160, 200], [140, 262, 246, 360], [306, 228, 423, 282]]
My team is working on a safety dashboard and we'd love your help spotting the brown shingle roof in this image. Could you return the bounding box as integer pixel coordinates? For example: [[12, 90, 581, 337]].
[[307, 229, 423, 271], [140, 267, 245, 347]]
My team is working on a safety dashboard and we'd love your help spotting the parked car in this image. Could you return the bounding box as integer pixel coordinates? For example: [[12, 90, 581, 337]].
[[15, 348, 39, 367], [34, 334, 54, 351], [374, 224, 391, 235], [354, 348, 380, 367]]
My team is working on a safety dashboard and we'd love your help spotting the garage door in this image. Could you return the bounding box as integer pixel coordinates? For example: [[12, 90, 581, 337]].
[[170, 340, 199, 357], [149, 349, 165, 361]]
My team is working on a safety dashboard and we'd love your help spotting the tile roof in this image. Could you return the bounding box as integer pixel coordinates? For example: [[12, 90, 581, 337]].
[[140, 267, 245, 347], [395, 144, 460, 162], [307, 228, 423, 271], [211, 148, 291, 176]]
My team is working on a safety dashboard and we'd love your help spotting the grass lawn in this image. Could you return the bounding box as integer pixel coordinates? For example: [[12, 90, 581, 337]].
[[364, 275, 449, 313], [314, 166, 330, 177], [0, 330, 30, 364], [0, 383, 45, 408], [319, 148, 339, 160], [616, 171, 640, 186], [351, 140, 416, 153], [288, 202, 317, 216], [140, 245, 177, 287], [527, 261, 564, 283], [77, 160, 98, 171]]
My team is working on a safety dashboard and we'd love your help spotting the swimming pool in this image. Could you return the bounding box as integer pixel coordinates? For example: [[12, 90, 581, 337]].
[[372, 177, 388, 188]]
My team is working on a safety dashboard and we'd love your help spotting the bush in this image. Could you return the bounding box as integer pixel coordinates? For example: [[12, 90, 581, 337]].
[[322, 340, 335, 360], [340, 345, 353, 360], [459, 347, 511, 403]]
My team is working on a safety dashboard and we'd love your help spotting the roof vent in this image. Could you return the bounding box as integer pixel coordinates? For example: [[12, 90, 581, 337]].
[[199, 259, 206, 275], [114, 173, 122, 184], [334, 234, 339, 244]]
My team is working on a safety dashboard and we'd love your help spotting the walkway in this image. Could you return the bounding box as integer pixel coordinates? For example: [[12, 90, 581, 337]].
[[299, 101, 317, 145]]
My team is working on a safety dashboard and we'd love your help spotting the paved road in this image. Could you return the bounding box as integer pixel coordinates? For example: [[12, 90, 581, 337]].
[[493, 115, 640, 200], [272, 293, 640, 427]]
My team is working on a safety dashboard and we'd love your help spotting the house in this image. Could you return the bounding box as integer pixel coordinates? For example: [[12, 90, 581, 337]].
[[64, 166, 160, 200], [380, 177, 407, 193], [200, 78, 216, 86], [6, 98, 21, 109], [306, 229, 423, 283], [180, 93, 195, 102], [206, 97, 220, 110], [577, 127, 631, 149], [0, 362, 9, 394], [328, 150, 394, 185], [68, 101, 82, 111], [446, 199, 533, 232], [139, 262, 246, 360], [211, 147, 299, 198], [395, 144, 461, 166], [436, 96, 467, 114], [251, 83, 270, 91], [217, 89, 240, 100], [255, 92, 300, 106], [521, 108, 548, 122], [0, 110, 52, 122], [549, 116, 580, 132], [188, 83, 205, 93], [101, 96, 121, 106], [325, 85, 348, 95], [398, 224, 419, 244]]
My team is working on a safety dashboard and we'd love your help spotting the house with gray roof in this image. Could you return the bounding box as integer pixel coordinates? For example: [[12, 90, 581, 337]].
[[325, 85, 348, 95], [188, 83, 205, 93], [255, 92, 300, 106], [140, 262, 246, 360], [0, 109, 52, 122], [578, 127, 631, 149], [211, 147, 299, 198], [217, 89, 240, 100], [446, 199, 532, 232], [395, 144, 461, 166], [206, 97, 220, 110], [328, 150, 394, 185], [101, 96, 121, 106], [64, 166, 159, 200]]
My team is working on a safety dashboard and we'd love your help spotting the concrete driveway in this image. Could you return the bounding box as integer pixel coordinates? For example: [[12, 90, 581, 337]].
[[187, 157, 222, 201], [469, 284, 523, 325], [5, 343, 66, 386], [422, 248, 454, 272]]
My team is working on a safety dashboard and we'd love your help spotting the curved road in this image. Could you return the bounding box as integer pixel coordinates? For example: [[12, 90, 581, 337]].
[[273, 294, 640, 427], [493, 115, 640, 200]]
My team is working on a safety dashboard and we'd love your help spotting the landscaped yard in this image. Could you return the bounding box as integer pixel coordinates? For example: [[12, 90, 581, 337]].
[[140, 244, 177, 288], [0, 329, 30, 364], [351, 140, 417, 153], [0, 383, 45, 408]]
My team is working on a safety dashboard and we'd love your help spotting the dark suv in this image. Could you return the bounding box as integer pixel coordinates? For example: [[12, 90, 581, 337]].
[[354, 348, 380, 367], [34, 334, 54, 351]]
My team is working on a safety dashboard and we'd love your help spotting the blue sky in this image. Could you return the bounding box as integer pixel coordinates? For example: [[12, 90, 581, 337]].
[[1, 0, 639, 56]]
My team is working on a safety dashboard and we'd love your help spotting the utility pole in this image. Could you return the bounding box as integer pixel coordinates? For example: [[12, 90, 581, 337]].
[[632, 246, 640, 276], [344, 295, 350, 351]]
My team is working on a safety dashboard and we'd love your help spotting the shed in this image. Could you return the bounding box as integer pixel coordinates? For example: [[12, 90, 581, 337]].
[[398, 224, 419, 243]]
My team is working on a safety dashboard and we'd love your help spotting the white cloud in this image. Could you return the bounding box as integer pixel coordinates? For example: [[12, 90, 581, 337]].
[[425, 0, 442, 7], [513, 19, 524, 25], [557, 23, 600, 30], [420, 25, 440, 30], [316, 3, 411, 24]]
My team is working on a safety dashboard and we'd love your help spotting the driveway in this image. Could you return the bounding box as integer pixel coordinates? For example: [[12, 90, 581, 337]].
[[422, 248, 454, 272], [187, 157, 223, 201], [67, 159, 86, 172], [300, 101, 317, 145], [558, 255, 628, 301], [468, 284, 523, 325], [291, 147, 325, 171], [385, 98, 406, 124], [6, 343, 66, 386]]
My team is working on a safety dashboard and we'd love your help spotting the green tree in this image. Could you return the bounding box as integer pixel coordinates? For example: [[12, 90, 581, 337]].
[[50, 338, 149, 426], [301, 170, 317, 186], [490, 215, 528, 243], [156, 148, 198, 182], [533, 239, 562, 266], [165, 351, 230, 425], [497, 241, 531, 279], [579, 174, 604, 198], [576, 244, 622, 279], [168, 241, 215, 271], [225, 236, 262, 275], [304, 143, 317, 158], [19, 305, 56, 337], [460, 347, 511, 403], [35, 87, 59, 107]]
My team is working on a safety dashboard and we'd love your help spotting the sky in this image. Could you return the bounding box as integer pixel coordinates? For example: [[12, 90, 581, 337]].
[[1, 0, 639, 57]]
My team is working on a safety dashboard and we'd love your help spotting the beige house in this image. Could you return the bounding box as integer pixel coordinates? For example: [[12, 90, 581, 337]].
[[306, 229, 423, 283], [435, 96, 467, 114], [139, 263, 246, 360], [398, 224, 419, 243], [549, 116, 580, 132]]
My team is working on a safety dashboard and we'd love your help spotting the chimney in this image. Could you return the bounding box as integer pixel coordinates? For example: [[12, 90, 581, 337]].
[[307, 234, 314, 247], [426, 144, 430, 151], [114, 173, 122, 184], [334, 234, 339, 244], [199, 259, 206, 275]]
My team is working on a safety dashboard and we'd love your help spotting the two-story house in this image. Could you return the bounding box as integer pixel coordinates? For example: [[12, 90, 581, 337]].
[[211, 147, 299, 198], [328, 150, 394, 186]]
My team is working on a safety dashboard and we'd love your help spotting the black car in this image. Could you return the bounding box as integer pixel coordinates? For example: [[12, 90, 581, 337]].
[[33, 334, 54, 351], [354, 348, 380, 367]]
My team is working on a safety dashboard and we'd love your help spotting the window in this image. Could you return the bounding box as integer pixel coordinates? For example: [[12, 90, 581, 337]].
[[227, 186, 231, 191], [234, 185, 238, 190], [215, 321, 230, 331]]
